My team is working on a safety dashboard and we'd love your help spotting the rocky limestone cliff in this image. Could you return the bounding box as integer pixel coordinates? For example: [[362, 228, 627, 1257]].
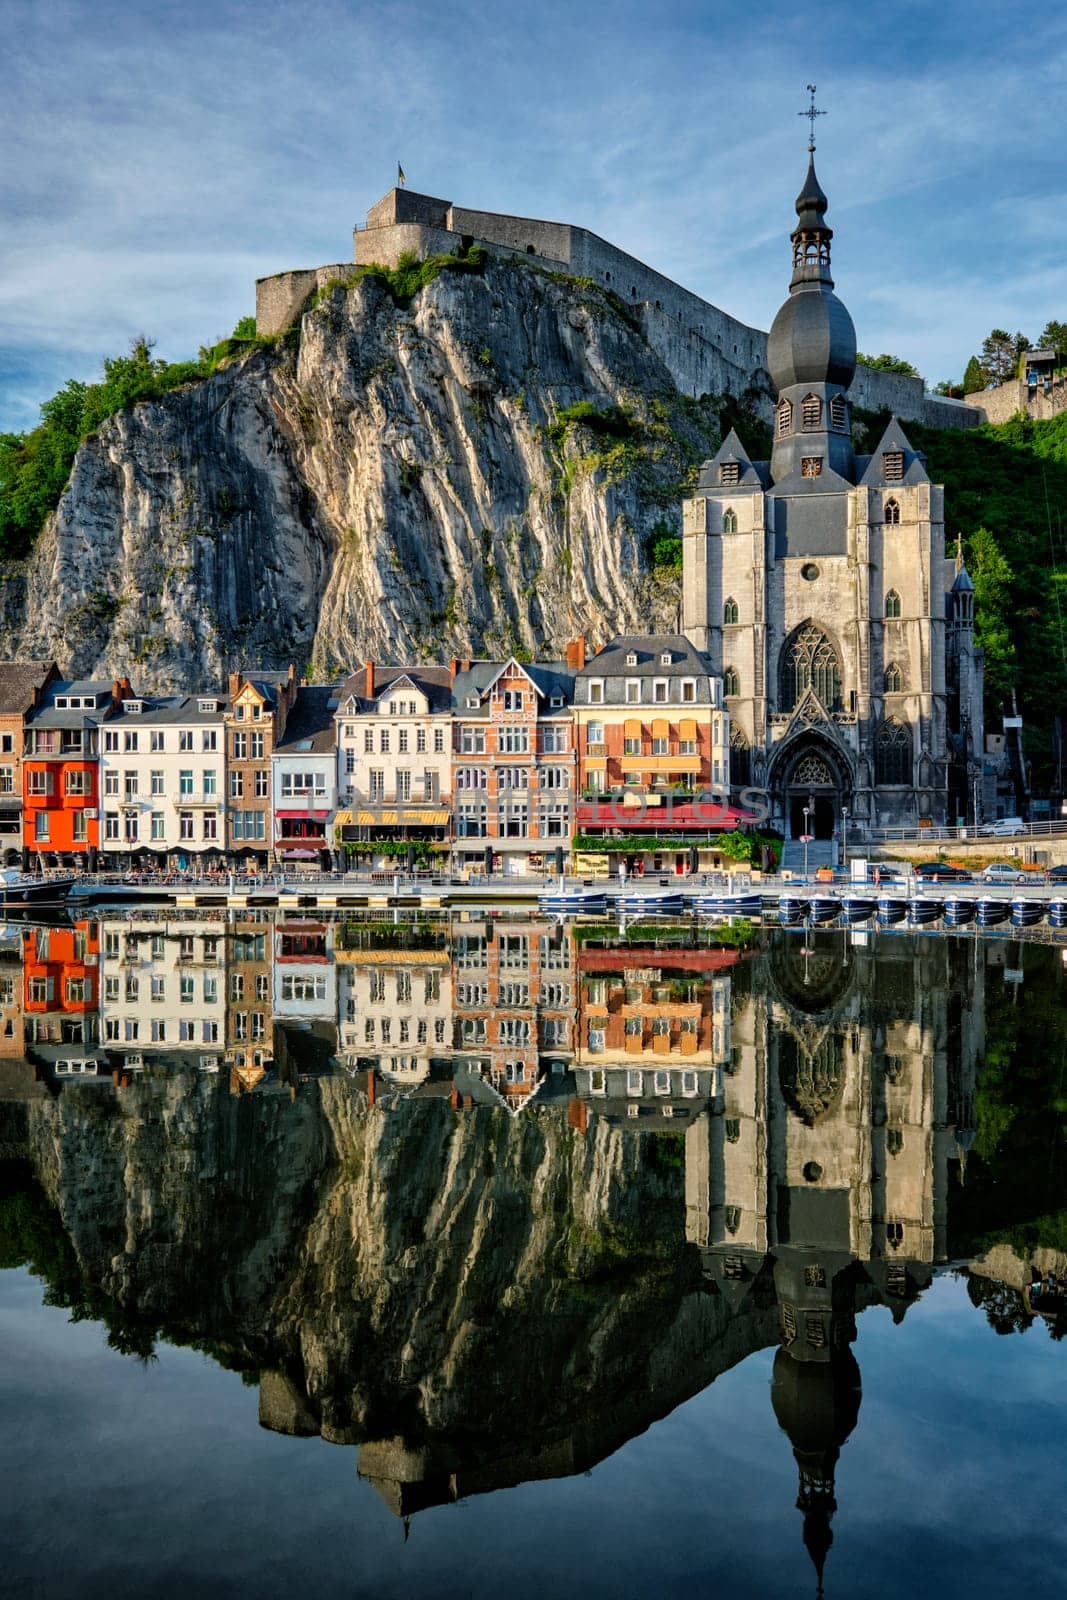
[[1, 258, 730, 688]]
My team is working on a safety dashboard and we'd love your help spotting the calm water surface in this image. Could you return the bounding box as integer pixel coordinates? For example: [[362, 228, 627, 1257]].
[[0, 911, 1064, 1598]]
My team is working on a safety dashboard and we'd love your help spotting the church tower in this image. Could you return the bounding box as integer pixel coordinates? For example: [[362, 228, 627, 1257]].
[[682, 122, 981, 835]]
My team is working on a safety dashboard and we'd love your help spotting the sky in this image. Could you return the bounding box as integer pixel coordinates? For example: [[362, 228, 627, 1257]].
[[2, 0, 1066, 433]]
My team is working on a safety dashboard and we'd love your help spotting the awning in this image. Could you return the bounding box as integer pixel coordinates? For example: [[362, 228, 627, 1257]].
[[276, 809, 329, 819], [623, 718, 642, 739], [652, 717, 670, 738], [354, 809, 450, 826], [679, 718, 698, 740], [334, 810, 353, 826]]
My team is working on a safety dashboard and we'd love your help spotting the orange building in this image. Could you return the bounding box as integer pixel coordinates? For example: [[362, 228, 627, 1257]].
[[451, 917, 574, 1105], [23, 678, 131, 865], [0, 660, 59, 866], [21, 920, 101, 1048]]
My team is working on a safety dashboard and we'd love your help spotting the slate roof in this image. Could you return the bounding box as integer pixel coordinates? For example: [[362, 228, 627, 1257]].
[[26, 679, 117, 728], [696, 427, 768, 491], [577, 634, 712, 678], [858, 419, 930, 488], [450, 659, 574, 715], [0, 661, 57, 717], [336, 666, 453, 715], [275, 686, 340, 754], [106, 693, 230, 726]]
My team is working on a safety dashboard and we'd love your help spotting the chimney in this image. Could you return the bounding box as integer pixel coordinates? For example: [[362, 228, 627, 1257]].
[[111, 679, 122, 709], [566, 635, 586, 671], [450, 657, 459, 682], [120, 675, 133, 696], [365, 660, 375, 699], [229, 672, 240, 698], [288, 662, 296, 683]]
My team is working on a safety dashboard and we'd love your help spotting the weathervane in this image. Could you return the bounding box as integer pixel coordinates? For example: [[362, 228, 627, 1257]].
[[799, 84, 826, 153]]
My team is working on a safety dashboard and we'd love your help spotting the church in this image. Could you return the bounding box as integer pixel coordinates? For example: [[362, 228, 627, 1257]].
[[682, 147, 984, 837]]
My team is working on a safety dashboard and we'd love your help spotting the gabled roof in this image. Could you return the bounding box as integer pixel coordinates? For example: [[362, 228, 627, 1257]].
[[858, 418, 930, 487], [696, 427, 767, 491], [336, 665, 453, 716], [451, 659, 574, 712], [0, 660, 57, 717]]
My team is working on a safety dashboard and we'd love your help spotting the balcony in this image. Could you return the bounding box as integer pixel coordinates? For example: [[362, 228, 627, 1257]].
[[576, 798, 756, 832]]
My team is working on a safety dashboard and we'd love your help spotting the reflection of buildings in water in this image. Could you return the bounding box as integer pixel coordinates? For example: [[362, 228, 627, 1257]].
[[98, 918, 227, 1074], [573, 947, 738, 1129], [225, 913, 274, 1091], [0, 922, 25, 1058], [687, 934, 984, 1592], [19, 922, 101, 1071], [451, 918, 575, 1109], [337, 948, 452, 1089]]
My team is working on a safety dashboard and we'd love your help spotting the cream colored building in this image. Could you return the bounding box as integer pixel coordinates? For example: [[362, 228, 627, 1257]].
[[98, 917, 228, 1071], [99, 694, 228, 864]]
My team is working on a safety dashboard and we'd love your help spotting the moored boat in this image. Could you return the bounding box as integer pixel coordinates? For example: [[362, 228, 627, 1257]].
[[1049, 899, 1067, 929], [876, 896, 908, 926], [976, 897, 1011, 928], [0, 868, 75, 909], [693, 893, 763, 919], [842, 895, 877, 923], [943, 897, 976, 927], [808, 895, 841, 925], [615, 892, 684, 916], [539, 887, 608, 915], [778, 895, 805, 925], [907, 896, 944, 926], [1010, 898, 1045, 928]]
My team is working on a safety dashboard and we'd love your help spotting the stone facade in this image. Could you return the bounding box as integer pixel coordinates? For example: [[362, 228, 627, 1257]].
[[682, 158, 985, 835], [255, 186, 977, 431]]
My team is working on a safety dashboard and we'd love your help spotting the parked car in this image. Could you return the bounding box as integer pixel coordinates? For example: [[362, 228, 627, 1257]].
[[1046, 863, 1067, 883], [980, 817, 1026, 837], [915, 862, 972, 883], [981, 863, 1029, 885]]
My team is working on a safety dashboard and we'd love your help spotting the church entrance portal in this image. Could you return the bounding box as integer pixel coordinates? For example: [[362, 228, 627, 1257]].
[[783, 750, 842, 840]]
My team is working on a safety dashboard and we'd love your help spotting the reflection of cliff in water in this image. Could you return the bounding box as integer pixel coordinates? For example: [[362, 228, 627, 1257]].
[[2, 923, 1060, 1588]]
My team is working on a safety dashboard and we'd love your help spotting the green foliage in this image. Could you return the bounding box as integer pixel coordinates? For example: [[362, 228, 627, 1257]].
[[348, 245, 487, 309], [904, 410, 1067, 785], [548, 400, 638, 446], [963, 355, 985, 394], [0, 327, 281, 557], [857, 352, 920, 378], [1038, 320, 1067, 357], [980, 328, 1030, 386]]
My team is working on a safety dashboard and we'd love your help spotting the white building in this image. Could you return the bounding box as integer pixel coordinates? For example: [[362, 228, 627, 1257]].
[[271, 686, 339, 868], [334, 664, 453, 863], [99, 695, 228, 866], [273, 918, 337, 1023], [337, 952, 452, 1084], [98, 917, 228, 1071]]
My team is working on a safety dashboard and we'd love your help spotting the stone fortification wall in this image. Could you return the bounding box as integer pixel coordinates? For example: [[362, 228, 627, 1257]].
[[256, 263, 354, 338], [964, 376, 1067, 426], [254, 188, 981, 429]]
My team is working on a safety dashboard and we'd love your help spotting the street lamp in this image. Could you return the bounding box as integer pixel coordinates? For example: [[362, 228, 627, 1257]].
[[803, 803, 812, 883], [841, 805, 849, 874]]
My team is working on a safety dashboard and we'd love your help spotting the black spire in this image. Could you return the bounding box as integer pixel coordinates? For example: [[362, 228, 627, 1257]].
[[791, 155, 834, 288]]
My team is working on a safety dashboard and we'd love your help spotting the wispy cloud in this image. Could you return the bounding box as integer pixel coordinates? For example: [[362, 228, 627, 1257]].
[[2, 0, 1065, 429]]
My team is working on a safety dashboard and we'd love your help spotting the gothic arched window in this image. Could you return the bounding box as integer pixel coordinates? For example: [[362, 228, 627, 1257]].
[[723, 596, 739, 625], [876, 718, 911, 785], [722, 507, 738, 533], [885, 589, 902, 619], [830, 394, 847, 430], [801, 393, 821, 430], [884, 662, 902, 693], [723, 667, 740, 698], [730, 725, 750, 785], [885, 497, 901, 525], [776, 399, 793, 437], [779, 623, 842, 712]]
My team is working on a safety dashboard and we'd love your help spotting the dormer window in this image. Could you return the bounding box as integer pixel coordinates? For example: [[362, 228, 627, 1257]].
[[626, 652, 638, 667], [776, 399, 793, 437], [550, 694, 563, 707], [466, 696, 480, 709], [197, 698, 217, 713], [830, 395, 847, 429], [801, 457, 823, 478], [659, 651, 672, 666], [801, 394, 821, 430], [883, 450, 905, 481], [719, 460, 740, 486], [884, 497, 901, 525], [126, 701, 143, 714], [722, 508, 738, 534], [588, 680, 604, 704]]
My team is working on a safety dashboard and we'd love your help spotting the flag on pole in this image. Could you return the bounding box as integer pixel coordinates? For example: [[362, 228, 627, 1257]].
[[397, 162, 406, 188]]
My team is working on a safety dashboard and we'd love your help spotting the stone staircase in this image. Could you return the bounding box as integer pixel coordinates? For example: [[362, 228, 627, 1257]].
[[780, 838, 835, 877]]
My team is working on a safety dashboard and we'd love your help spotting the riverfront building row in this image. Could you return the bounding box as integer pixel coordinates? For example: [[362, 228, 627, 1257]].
[[0, 637, 735, 874]]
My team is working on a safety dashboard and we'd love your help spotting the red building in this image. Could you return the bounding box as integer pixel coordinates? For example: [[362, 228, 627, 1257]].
[[21, 919, 101, 1050], [23, 678, 131, 866]]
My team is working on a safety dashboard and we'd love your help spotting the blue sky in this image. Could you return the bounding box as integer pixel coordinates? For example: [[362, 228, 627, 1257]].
[[3, 0, 1066, 432]]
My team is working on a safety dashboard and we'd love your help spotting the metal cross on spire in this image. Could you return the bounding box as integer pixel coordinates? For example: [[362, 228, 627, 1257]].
[[799, 84, 826, 153]]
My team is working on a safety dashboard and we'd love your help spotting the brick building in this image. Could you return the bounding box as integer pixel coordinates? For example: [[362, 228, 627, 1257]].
[[451, 657, 576, 875], [451, 916, 574, 1107], [225, 668, 298, 866]]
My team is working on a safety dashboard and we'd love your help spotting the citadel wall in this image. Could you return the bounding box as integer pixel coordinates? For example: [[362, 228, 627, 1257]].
[[254, 188, 981, 430], [964, 375, 1067, 426]]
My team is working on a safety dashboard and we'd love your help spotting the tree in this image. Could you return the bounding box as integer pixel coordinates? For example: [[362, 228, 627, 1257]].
[[1038, 320, 1067, 357], [933, 380, 963, 398], [980, 329, 1030, 386], [963, 356, 985, 394], [969, 525, 1016, 705], [856, 352, 920, 377]]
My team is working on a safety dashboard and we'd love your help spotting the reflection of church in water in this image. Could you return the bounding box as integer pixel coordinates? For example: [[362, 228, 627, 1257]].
[[685, 934, 982, 1591]]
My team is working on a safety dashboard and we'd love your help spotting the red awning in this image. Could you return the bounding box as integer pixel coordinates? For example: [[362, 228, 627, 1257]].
[[576, 800, 759, 832], [275, 809, 329, 819]]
